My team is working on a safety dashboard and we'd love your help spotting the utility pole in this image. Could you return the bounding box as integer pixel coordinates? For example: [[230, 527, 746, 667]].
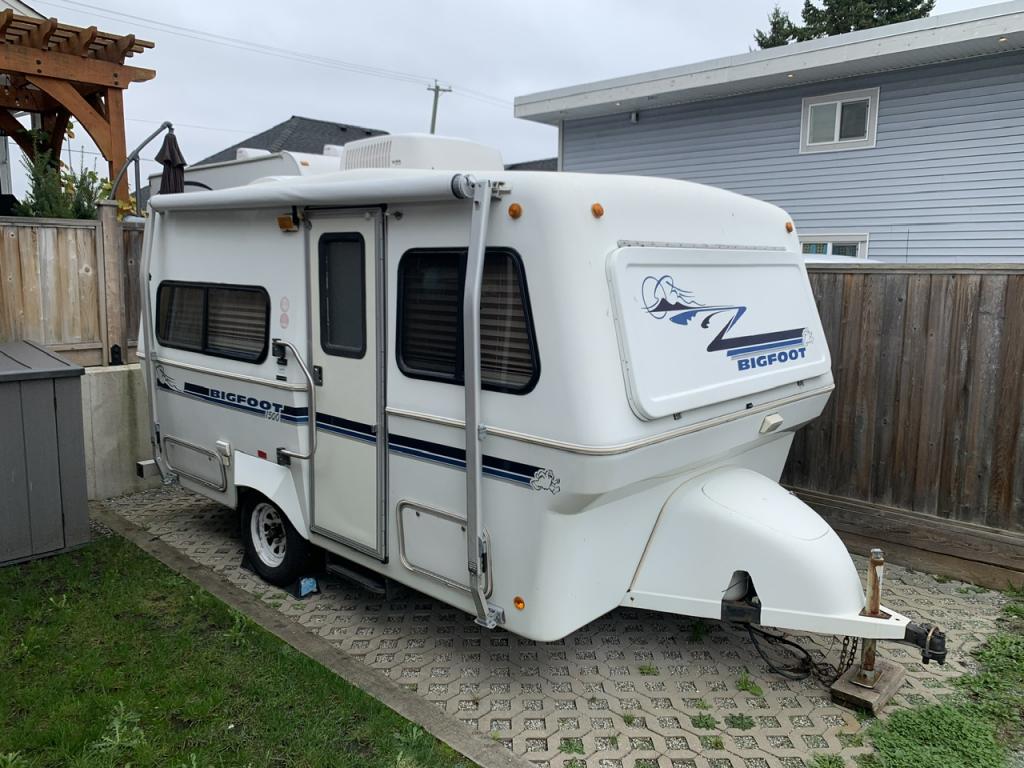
[[427, 79, 452, 134]]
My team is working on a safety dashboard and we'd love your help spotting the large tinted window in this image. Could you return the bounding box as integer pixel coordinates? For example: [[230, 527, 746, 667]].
[[156, 282, 269, 363], [318, 234, 366, 358], [398, 248, 539, 394]]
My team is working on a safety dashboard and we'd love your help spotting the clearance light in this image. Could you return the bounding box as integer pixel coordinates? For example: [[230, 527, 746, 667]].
[[591, 203, 605, 219], [508, 202, 523, 219], [277, 213, 299, 232], [513, 596, 526, 611], [785, 221, 794, 233], [999, 36, 1009, 43]]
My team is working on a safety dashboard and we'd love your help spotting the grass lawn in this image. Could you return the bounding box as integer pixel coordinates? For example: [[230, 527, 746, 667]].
[[0, 535, 475, 768], [859, 584, 1024, 768]]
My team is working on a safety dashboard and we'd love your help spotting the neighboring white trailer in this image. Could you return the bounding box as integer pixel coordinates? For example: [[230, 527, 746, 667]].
[[140, 134, 944, 665], [146, 148, 341, 194]]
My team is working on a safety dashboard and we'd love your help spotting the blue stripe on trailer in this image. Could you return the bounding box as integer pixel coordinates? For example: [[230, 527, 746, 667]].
[[156, 377, 540, 487], [726, 338, 805, 358]]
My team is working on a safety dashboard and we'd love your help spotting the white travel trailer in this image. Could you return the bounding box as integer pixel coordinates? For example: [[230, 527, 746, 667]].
[[140, 134, 943, 664]]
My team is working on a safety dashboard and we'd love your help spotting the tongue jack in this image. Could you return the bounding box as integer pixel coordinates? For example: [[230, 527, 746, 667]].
[[831, 548, 910, 713]]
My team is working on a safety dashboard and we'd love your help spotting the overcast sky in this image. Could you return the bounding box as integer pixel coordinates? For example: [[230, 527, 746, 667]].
[[18, 0, 996, 196]]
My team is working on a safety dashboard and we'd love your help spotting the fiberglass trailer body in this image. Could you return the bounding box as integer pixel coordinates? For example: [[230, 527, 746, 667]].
[[140, 135, 941, 658]]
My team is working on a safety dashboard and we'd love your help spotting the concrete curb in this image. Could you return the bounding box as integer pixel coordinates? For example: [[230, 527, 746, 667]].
[[93, 506, 532, 768]]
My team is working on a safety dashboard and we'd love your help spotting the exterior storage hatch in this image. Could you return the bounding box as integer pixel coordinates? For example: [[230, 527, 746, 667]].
[[606, 246, 831, 419]]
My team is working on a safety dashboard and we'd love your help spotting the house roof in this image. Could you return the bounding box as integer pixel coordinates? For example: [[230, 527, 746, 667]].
[[515, 1, 1024, 125], [0, 0, 42, 18], [198, 115, 386, 164], [505, 158, 557, 171]]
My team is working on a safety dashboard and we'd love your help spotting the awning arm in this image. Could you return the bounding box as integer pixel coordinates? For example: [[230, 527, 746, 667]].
[[462, 175, 510, 629]]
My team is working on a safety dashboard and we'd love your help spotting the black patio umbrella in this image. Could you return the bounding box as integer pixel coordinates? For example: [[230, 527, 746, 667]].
[[155, 130, 187, 194]]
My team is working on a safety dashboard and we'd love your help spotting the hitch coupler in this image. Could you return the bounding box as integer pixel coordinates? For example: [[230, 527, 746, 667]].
[[903, 622, 947, 665]]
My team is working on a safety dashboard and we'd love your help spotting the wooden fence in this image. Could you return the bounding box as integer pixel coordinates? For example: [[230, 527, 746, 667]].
[[0, 202, 143, 367], [2, 223, 1022, 583], [785, 264, 1024, 587]]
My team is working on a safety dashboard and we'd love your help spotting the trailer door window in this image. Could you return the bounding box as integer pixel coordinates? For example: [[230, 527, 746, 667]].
[[318, 233, 366, 358], [155, 282, 269, 363], [398, 248, 539, 394]]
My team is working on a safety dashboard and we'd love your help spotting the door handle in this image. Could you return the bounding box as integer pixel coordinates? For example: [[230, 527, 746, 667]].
[[272, 338, 317, 465]]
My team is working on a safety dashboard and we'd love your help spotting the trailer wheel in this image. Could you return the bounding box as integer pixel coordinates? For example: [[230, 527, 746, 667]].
[[241, 496, 311, 586]]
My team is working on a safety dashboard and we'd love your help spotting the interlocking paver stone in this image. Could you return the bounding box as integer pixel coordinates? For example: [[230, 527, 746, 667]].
[[98, 487, 1005, 767]]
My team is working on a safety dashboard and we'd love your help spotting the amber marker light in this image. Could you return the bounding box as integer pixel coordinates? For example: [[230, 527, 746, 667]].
[[508, 202, 523, 219], [591, 202, 605, 218], [277, 214, 299, 232], [785, 221, 794, 233], [513, 596, 526, 611]]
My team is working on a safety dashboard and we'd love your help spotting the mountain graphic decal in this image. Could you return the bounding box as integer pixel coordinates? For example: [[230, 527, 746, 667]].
[[641, 275, 812, 371]]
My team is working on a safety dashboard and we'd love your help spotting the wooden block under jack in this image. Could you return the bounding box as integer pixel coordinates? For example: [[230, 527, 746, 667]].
[[830, 659, 906, 714]]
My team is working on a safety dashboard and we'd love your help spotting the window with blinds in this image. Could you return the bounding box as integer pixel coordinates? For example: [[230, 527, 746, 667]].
[[156, 282, 269, 363], [398, 248, 539, 394]]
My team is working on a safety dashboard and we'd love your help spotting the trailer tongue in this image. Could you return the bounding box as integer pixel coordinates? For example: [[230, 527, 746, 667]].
[[626, 467, 946, 665]]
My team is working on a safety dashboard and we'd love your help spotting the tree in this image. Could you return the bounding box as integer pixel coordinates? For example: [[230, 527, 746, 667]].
[[755, 5, 798, 48], [754, 0, 935, 49]]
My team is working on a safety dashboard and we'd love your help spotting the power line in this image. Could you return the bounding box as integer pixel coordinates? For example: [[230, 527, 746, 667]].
[[127, 117, 257, 135], [43, 0, 513, 110]]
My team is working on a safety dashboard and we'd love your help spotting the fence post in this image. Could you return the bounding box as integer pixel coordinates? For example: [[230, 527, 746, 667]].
[[97, 200, 124, 366]]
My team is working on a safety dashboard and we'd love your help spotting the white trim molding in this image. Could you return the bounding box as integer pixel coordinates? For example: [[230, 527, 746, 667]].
[[515, 2, 1024, 124]]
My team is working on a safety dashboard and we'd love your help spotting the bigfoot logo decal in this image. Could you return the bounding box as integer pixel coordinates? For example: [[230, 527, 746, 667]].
[[641, 275, 812, 371]]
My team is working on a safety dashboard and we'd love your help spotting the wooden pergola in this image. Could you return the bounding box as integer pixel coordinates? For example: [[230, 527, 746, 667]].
[[0, 10, 154, 201]]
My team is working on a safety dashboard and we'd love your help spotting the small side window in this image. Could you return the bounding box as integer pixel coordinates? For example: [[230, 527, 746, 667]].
[[800, 234, 869, 259], [155, 281, 269, 362], [800, 88, 879, 153], [318, 233, 366, 358]]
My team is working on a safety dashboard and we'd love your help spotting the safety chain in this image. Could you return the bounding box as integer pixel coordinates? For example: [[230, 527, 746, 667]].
[[745, 625, 859, 687], [813, 635, 859, 686]]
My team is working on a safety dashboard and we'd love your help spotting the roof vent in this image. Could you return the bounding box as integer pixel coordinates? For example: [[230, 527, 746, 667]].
[[342, 134, 503, 171]]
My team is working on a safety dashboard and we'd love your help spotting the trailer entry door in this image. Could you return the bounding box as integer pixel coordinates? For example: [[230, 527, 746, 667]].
[[308, 212, 386, 559]]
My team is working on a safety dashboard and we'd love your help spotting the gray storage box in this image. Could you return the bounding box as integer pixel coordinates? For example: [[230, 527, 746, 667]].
[[0, 341, 89, 566]]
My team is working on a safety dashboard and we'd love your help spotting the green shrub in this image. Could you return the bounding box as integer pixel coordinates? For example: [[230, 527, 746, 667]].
[[15, 132, 103, 220]]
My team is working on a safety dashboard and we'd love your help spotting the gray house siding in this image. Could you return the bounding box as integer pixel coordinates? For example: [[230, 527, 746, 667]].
[[561, 52, 1024, 263]]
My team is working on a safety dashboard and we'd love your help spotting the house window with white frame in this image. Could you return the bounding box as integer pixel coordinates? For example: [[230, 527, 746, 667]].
[[800, 234, 869, 259], [800, 88, 879, 153]]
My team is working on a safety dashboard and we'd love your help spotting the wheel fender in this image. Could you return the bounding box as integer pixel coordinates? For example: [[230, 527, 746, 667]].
[[233, 451, 309, 539]]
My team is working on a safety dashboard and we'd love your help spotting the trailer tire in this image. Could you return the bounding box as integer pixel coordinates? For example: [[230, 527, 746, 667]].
[[241, 495, 312, 586]]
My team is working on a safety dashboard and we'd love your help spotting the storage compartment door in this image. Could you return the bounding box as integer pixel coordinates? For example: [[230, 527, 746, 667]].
[[607, 247, 830, 420]]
